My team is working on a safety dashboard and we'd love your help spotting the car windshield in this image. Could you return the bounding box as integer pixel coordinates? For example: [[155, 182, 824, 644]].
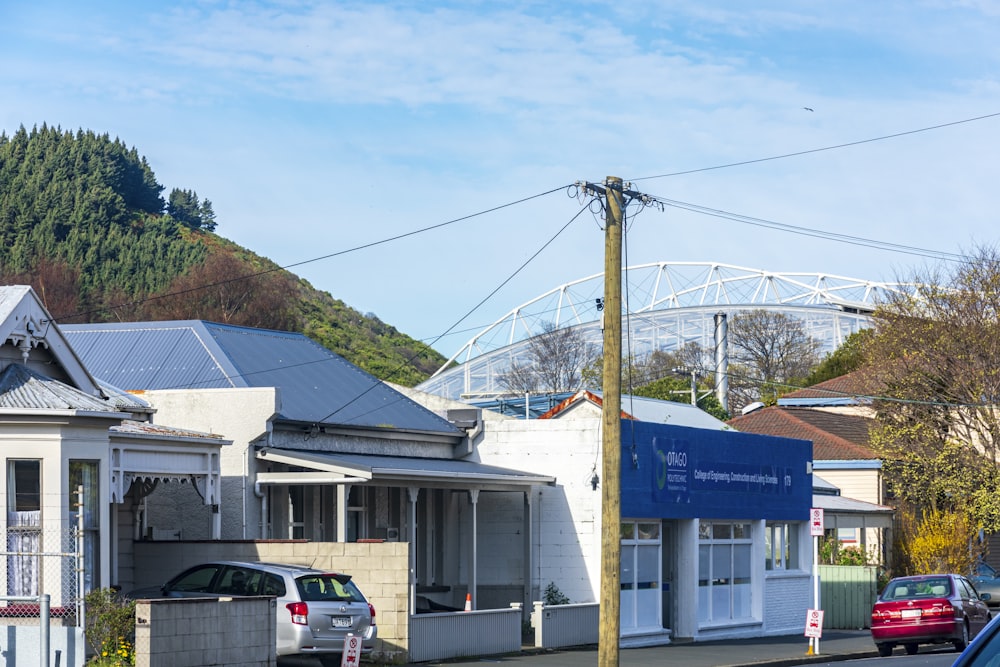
[[979, 562, 998, 578], [296, 574, 366, 603], [884, 578, 952, 600]]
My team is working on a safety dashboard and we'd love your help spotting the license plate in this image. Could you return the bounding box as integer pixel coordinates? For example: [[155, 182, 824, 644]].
[[901, 609, 922, 619], [332, 616, 352, 628]]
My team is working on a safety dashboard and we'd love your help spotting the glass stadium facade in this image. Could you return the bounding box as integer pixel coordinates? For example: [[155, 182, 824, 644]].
[[417, 261, 906, 401]]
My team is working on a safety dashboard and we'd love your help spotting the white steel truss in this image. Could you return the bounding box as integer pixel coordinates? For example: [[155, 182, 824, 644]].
[[418, 262, 907, 400]]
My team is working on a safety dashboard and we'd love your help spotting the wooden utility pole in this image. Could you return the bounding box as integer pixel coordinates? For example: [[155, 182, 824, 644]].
[[598, 176, 623, 667]]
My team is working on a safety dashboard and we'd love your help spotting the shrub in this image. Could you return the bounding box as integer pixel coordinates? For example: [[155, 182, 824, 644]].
[[543, 582, 570, 606], [84, 588, 136, 666], [905, 508, 978, 575]]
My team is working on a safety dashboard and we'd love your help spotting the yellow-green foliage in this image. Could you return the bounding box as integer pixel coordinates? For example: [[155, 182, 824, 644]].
[[84, 588, 136, 665], [903, 508, 977, 575]]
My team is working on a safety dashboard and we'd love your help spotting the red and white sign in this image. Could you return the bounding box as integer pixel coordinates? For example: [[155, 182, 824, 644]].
[[804, 609, 824, 638], [810, 508, 824, 537], [341, 633, 360, 666]]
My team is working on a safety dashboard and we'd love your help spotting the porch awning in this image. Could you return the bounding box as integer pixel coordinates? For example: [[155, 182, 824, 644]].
[[812, 493, 894, 529], [109, 420, 227, 504], [256, 447, 556, 491]]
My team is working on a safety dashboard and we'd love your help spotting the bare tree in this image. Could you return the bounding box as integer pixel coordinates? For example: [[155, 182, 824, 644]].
[[498, 321, 597, 393], [142, 251, 300, 330], [728, 309, 822, 409]]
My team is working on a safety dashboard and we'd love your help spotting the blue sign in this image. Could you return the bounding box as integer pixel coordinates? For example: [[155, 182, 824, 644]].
[[621, 420, 811, 521]]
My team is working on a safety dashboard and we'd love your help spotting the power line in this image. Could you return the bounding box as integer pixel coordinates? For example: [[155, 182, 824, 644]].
[[313, 202, 593, 426], [647, 195, 969, 263], [630, 110, 1000, 182], [56, 185, 573, 322]]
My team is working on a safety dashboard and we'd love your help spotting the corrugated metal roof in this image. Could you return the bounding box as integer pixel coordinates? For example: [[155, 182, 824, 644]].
[[260, 447, 555, 487], [0, 363, 125, 413], [63, 321, 461, 434], [536, 390, 731, 430], [111, 419, 228, 442]]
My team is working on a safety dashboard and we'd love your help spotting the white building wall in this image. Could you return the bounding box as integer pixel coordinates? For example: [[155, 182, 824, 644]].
[[474, 416, 814, 642], [474, 418, 603, 605], [140, 387, 278, 540], [0, 419, 115, 594]]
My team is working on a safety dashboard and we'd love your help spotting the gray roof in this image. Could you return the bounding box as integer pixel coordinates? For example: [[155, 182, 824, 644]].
[[62, 320, 461, 435], [0, 363, 126, 415], [259, 447, 555, 489]]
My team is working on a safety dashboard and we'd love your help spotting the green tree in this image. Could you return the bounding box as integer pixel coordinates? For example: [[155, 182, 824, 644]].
[[632, 375, 730, 421], [804, 330, 871, 386], [861, 245, 1000, 536]]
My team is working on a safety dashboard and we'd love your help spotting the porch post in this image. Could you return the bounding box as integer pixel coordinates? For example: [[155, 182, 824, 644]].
[[211, 504, 221, 540], [468, 489, 479, 610], [523, 490, 534, 610], [407, 486, 419, 615], [336, 484, 351, 542]]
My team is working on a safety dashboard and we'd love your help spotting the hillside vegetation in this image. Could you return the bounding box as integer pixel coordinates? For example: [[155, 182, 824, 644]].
[[0, 124, 445, 385]]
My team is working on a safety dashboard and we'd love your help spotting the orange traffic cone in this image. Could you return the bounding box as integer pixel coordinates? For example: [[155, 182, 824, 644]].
[[464, 593, 472, 612]]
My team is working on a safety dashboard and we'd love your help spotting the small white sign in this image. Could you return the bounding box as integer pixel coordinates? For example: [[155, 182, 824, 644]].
[[805, 609, 824, 638], [810, 508, 824, 537], [341, 633, 360, 667]]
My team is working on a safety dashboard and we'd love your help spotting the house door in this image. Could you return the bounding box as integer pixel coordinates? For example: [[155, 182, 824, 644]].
[[620, 520, 662, 634]]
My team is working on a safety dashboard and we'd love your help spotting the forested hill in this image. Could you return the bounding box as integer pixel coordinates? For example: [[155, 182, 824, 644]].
[[0, 124, 445, 385]]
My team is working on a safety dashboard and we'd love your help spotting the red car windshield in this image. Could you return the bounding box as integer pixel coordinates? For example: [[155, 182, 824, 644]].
[[883, 578, 952, 600]]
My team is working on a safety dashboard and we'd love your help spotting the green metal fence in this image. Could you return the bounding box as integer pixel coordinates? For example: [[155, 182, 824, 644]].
[[818, 565, 878, 629]]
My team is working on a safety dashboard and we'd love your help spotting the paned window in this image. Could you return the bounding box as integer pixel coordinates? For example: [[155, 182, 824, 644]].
[[698, 521, 752, 623], [7, 460, 41, 596], [765, 522, 800, 571]]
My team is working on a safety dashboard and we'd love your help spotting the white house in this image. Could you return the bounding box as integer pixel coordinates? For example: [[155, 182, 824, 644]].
[[0, 286, 225, 665]]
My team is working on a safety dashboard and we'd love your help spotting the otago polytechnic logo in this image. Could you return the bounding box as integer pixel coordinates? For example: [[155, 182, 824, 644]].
[[653, 437, 690, 503]]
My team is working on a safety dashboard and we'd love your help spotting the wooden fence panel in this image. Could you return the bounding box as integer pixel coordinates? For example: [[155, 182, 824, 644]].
[[817, 565, 878, 630]]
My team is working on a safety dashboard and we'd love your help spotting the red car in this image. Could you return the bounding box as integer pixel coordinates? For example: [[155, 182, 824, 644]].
[[871, 574, 992, 656]]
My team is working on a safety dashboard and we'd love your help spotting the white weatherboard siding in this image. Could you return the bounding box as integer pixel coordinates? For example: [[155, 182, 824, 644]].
[[815, 468, 881, 505]]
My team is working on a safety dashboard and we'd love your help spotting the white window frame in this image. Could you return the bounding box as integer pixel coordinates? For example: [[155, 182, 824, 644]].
[[698, 520, 753, 624], [765, 522, 802, 571]]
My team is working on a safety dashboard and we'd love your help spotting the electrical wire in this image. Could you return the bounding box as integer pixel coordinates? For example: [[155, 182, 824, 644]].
[[629, 110, 1000, 182], [55, 184, 573, 322], [312, 202, 593, 426], [644, 195, 969, 263]]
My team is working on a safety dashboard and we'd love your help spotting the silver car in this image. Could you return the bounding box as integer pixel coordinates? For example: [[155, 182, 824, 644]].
[[138, 560, 377, 664]]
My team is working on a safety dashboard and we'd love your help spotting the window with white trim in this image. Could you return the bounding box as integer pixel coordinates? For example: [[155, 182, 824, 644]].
[[765, 522, 801, 571], [69, 460, 100, 592], [7, 459, 41, 596], [698, 521, 752, 623]]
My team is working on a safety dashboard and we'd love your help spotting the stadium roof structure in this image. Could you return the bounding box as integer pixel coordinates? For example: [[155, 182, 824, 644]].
[[418, 261, 907, 400]]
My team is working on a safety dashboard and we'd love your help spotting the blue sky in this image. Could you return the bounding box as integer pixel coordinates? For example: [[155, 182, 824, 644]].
[[3, 1, 1000, 359]]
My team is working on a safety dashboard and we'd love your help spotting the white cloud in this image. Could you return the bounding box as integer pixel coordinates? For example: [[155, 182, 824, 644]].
[[3, 0, 1000, 356]]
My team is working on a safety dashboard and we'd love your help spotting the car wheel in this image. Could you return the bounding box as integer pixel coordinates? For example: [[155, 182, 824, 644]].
[[954, 621, 970, 652], [877, 643, 893, 657], [904, 643, 919, 655]]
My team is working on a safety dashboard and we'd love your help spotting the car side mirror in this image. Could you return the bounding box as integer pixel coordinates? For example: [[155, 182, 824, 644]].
[[982, 593, 992, 602]]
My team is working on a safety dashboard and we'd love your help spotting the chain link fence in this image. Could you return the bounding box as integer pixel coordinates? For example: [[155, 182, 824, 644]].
[[1, 522, 84, 626]]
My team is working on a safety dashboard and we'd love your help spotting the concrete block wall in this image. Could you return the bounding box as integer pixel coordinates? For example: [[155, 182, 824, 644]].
[[134, 597, 276, 667], [132, 539, 410, 661], [476, 418, 604, 604]]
